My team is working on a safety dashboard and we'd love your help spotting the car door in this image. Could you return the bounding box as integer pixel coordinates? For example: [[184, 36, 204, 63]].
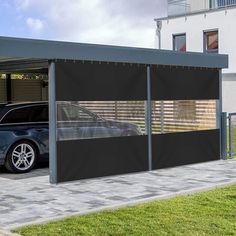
[[29, 105, 49, 154], [75, 107, 122, 139], [0, 104, 49, 155]]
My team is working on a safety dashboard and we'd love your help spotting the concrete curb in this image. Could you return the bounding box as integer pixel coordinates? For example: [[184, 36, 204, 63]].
[[8, 180, 236, 231], [0, 229, 20, 236]]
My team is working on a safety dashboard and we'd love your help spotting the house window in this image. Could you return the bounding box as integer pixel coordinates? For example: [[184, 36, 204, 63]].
[[204, 30, 218, 53], [173, 34, 186, 52]]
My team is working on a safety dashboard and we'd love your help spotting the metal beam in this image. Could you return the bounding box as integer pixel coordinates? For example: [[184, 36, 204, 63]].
[[218, 70, 225, 160], [0, 59, 48, 74], [48, 61, 57, 184], [145, 66, 152, 171], [221, 112, 227, 160]]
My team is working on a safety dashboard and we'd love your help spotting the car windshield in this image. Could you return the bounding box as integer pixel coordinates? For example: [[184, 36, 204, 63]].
[[57, 103, 103, 122]]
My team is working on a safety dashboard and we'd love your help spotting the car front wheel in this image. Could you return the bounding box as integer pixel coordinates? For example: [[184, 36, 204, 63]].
[[5, 141, 37, 173]]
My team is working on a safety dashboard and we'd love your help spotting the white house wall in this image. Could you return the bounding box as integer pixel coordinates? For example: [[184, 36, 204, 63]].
[[222, 74, 236, 113], [160, 7, 236, 113]]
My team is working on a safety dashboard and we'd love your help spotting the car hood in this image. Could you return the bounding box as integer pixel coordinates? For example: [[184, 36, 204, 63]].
[[104, 120, 141, 131]]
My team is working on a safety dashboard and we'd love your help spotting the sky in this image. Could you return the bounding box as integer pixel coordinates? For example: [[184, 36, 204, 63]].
[[0, 0, 167, 48]]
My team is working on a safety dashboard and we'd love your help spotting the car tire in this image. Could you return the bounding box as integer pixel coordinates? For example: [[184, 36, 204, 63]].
[[5, 140, 37, 173]]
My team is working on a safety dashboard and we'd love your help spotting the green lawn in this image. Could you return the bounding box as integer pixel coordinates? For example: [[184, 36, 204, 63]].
[[14, 185, 236, 236]]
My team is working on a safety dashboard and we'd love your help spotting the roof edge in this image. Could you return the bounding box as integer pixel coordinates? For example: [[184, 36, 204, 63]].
[[0, 36, 228, 69]]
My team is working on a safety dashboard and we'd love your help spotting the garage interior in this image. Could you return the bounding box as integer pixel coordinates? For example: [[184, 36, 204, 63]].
[[0, 36, 228, 184], [0, 60, 48, 103]]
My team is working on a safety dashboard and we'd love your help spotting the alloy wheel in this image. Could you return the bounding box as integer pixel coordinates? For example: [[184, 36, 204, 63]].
[[11, 143, 35, 171]]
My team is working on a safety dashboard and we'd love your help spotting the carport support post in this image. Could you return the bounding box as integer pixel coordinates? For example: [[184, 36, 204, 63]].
[[221, 112, 227, 160], [145, 66, 152, 171], [218, 70, 224, 160], [49, 61, 57, 184]]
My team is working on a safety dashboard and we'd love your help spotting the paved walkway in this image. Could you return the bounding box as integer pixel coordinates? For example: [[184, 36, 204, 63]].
[[0, 160, 235, 230]]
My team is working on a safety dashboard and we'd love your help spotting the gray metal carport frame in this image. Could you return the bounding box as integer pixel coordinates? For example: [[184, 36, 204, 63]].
[[0, 36, 228, 183]]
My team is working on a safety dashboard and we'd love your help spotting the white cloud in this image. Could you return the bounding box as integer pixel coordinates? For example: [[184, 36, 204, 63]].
[[15, 0, 32, 10], [26, 17, 44, 35], [15, 0, 167, 48]]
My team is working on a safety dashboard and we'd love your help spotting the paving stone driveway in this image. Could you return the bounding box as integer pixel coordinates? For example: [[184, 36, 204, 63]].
[[0, 160, 236, 230]]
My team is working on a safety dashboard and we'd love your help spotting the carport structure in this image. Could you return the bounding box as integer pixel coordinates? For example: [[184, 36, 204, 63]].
[[0, 37, 228, 184]]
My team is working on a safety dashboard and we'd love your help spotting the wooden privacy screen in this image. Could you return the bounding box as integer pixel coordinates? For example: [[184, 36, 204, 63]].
[[0, 79, 48, 103], [79, 100, 216, 134], [54, 61, 220, 183]]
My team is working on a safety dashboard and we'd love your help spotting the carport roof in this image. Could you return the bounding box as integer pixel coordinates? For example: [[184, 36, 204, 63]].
[[0, 36, 228, 72]]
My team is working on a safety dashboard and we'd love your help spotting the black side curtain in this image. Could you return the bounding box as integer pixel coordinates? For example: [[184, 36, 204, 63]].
[[55, 61, 147, 101], [56, 62, 219, 101], [57, 136, 148, 182], [53, 61, 220, 183], [150, 66, 220, 170], [151, 66, 219, 100], [152, 129, 220, 170], [55, 61, 148, 182]]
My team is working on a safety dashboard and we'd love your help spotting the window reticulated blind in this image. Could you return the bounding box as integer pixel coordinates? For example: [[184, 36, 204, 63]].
[[152, 100, 216, 133]]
